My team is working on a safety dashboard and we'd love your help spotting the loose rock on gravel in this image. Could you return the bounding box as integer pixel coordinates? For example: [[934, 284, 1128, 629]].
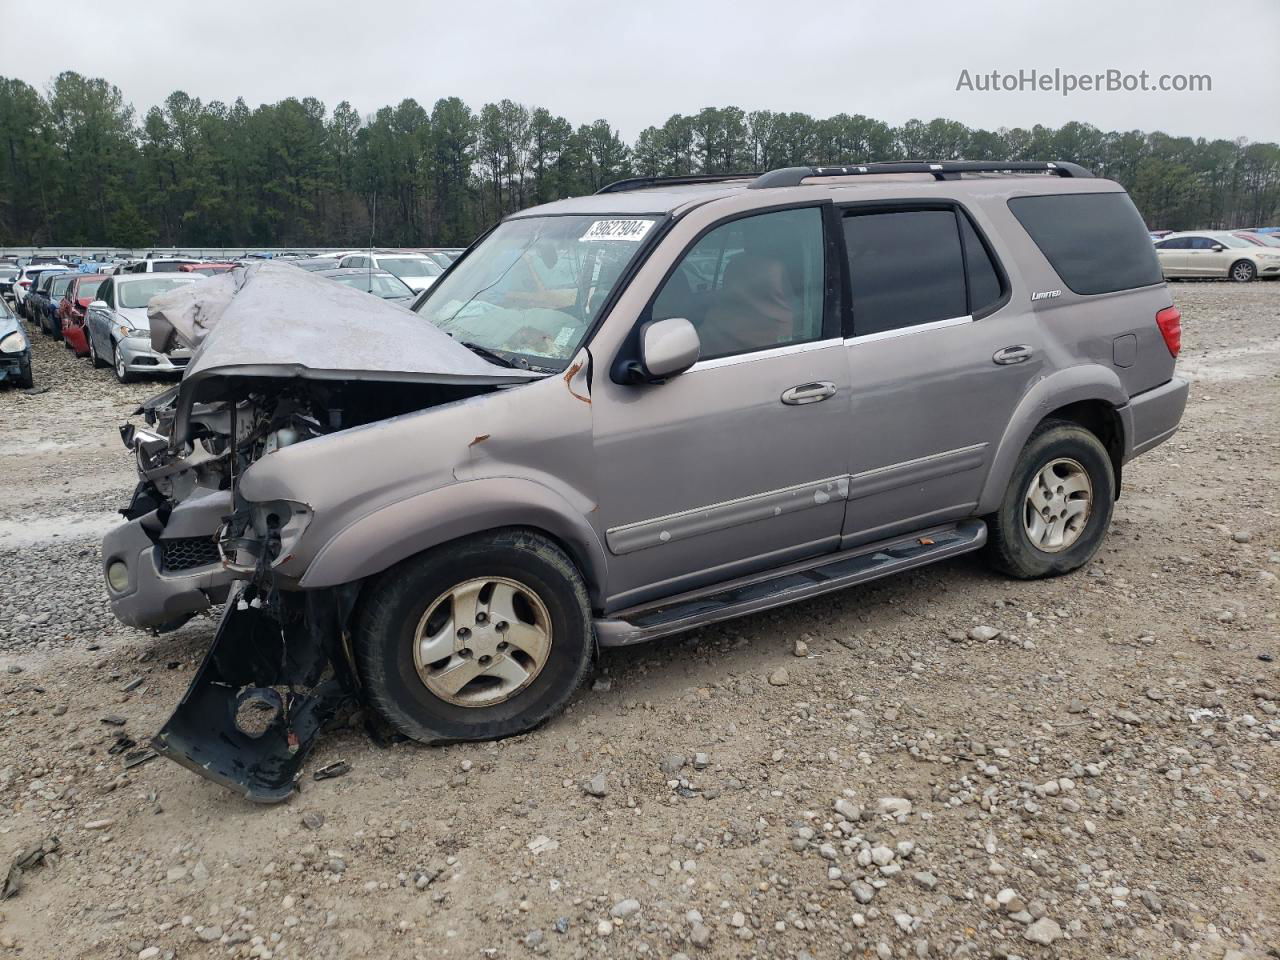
[[0, 283, 1277, 958]]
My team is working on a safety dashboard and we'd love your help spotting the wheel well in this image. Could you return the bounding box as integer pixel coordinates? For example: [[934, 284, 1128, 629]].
[[369, 523, 603, 610], [1041, 399, 1124, 498]]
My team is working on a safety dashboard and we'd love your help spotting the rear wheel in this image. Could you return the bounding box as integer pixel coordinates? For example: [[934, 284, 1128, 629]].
[[1230, 260, 1256, 283], [983, 420, 1115, 579], [354, 529, 594, 744]]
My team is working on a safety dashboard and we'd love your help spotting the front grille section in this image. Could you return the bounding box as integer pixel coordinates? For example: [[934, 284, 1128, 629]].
[[161, 536, 221, 572]]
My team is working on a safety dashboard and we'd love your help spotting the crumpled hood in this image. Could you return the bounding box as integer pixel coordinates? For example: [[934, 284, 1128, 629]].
[[147, 262, 539, 442]]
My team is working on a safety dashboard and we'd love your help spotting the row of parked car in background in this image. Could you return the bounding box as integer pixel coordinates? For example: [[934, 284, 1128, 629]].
[[1149, 227, 1280, 281], [0, 247, 463, 389]]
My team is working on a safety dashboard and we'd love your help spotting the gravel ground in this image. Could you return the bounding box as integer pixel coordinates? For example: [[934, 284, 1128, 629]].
[[0, 283, 1277, 960]]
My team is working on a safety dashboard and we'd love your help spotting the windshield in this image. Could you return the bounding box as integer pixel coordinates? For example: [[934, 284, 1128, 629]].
[[331, 272, 414, 298], [0, 267, 16, 279], [416, 215, 659, 369], [118, 277, 196, 309], [50, 276, 75, 296], [1216, 235, 1250, 249], [76, 279, 104, 300], [378, 256, 442, 279]]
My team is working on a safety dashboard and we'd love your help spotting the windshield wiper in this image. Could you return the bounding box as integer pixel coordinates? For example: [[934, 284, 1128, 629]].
[[458, 340, 525, 370]]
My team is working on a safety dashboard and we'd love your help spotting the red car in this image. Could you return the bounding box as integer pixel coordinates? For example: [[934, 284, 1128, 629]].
[[59, 274, 108, 356], [178, 262, 237, 276]]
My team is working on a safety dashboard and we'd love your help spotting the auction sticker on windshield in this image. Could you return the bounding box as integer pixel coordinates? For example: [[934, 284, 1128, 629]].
[[580, 219, 654, 242]]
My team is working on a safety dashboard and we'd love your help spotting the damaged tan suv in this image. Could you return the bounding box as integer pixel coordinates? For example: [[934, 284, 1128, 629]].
[[103, 161, 1189, 800]]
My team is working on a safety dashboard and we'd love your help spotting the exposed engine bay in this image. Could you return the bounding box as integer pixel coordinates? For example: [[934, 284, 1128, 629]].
[[105, 262, 537, 801]]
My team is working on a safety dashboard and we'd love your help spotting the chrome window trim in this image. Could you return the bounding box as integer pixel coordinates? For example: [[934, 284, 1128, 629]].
[[845, 314, 973, 346], [689, 337, 843, 372]]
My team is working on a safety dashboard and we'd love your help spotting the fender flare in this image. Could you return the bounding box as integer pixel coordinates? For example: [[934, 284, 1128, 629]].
[[977, 365, 1129, 514], [298, 477, 609, 605]]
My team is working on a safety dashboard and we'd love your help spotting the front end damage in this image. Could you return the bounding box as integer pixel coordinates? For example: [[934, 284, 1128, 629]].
[[103, 262, 538, 801], [152, 584, 357, 802]]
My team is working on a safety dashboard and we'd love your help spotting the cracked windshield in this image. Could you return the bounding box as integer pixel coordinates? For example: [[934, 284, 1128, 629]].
[[417, 214, 658, 369]]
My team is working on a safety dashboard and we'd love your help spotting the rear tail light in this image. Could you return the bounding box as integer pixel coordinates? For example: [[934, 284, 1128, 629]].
[[1155, 306, 1181, 357], [19, 280, 30, 287]]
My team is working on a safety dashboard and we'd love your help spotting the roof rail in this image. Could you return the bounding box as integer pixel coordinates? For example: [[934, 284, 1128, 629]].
[[595, 173, 758, 195], [748, 160, 1093, 189]]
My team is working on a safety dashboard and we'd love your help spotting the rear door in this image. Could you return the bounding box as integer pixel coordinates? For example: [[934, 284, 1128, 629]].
[[838, 202, 1033, 544], [1154, 237, 1190, 276]]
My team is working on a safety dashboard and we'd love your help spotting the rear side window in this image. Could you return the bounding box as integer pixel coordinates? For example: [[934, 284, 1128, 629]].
[[1008, 192, 1162, 295], [843, 207, 1004, 337]]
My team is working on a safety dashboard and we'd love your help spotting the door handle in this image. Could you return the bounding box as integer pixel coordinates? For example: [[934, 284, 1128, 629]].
[[781, 381, 837, 405], [992, 345, 1034, 365]]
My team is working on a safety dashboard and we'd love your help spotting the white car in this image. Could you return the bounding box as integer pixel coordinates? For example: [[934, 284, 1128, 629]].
[[85, 274, 200, 383], [12, 264, 70, 314], [336, 252, 443, 292], [122, 257, 204, 274], [1154, 231, 1280, 282]]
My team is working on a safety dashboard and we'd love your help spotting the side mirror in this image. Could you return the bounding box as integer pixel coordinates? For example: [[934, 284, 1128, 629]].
[[88, 300, 108, 311], [1210, 244, 1225, 252], [636, 317, 701, 382]]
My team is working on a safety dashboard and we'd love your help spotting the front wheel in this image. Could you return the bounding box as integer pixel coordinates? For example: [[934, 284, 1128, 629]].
[[1229, 260, 1256, 283], [89, 329, 105, 368], [113, 343, 134, 383], [354, 529, 594, 744], [983, 420, 1115, 579]]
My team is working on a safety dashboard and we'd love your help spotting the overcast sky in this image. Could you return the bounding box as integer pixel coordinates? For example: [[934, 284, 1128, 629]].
[[4, 0, 1277, 144]]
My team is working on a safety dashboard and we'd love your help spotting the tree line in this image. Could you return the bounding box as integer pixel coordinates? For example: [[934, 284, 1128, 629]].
[[1, 72, 1277, 249]]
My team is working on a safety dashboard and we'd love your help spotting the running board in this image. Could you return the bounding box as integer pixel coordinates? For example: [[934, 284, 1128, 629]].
[[594, 519, 986, 647]]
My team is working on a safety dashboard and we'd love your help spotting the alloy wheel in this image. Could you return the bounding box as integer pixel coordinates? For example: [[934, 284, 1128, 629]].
[[1022, 457, 1093, 553], [412, 576, 552, 707]]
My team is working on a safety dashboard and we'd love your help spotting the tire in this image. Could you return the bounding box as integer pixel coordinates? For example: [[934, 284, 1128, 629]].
[[354, 528, 595, 744], [15, 361, 33, 390], [89, 329, 105, 368], [112, 343, 134, 383], [983, 420, 1115, 579], [1229, 260, 1256, 282]]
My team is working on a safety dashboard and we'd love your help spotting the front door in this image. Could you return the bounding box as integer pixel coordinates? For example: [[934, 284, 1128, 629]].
[[591, 205, 850, 611], [837, 204, 1042, 544], [1183, 236, 1228, 277]]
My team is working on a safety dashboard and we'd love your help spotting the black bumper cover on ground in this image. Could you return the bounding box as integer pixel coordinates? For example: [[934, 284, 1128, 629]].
[[152, 585, 356, 802]]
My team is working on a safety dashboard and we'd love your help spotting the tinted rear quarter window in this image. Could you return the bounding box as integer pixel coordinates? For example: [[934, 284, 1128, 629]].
[[1008, 192, 1162, 295]]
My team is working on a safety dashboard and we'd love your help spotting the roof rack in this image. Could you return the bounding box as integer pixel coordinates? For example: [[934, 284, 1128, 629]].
[[595, 173, 757, 195], [749, 160, 1093, 189]]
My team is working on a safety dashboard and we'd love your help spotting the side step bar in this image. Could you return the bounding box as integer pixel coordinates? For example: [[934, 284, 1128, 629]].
[[594, 519, 986, 647]]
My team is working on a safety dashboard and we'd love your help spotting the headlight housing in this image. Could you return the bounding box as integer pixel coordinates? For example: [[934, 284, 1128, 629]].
[[219, 500, 313, 573], [0, 331, 26, 354], [117, 323, 140, 338]]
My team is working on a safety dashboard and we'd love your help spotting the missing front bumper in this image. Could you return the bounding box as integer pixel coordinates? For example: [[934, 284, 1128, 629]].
[[152, 584, 357, 802]]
